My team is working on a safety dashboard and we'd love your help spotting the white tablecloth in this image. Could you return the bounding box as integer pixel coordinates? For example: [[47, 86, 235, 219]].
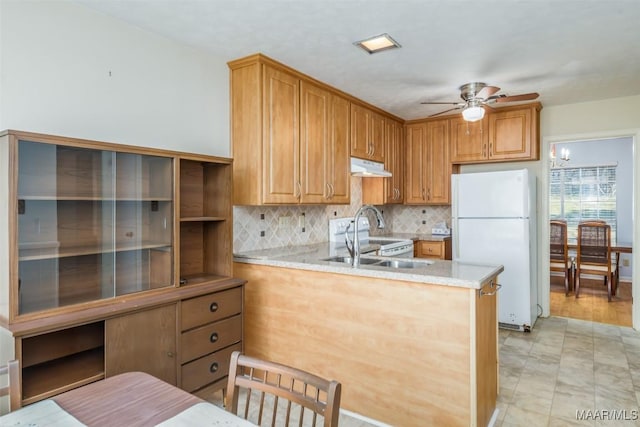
[[155, 402, 256, 426], [0, 399, 86, 426]]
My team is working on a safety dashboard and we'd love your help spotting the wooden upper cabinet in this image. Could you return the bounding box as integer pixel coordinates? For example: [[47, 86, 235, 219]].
[[405, 119, 457, 205], [350, 103, 384, 162], [362, 118, 403, 205], [488, 104, 539, 161], [405, 123, 427, 204], [327, 94, 351, 203], [425, 119, 453, 204], [262, 65, 300, 204], [385, 120, 404, 204], [450, 103, 541, 164], [229, 55, 350, 205], [450, 116, 488, 163], [300, 81, 350, 204]]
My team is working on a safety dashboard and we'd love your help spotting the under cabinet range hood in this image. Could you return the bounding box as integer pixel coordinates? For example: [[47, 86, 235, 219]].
[[350, 157, 392, 177]]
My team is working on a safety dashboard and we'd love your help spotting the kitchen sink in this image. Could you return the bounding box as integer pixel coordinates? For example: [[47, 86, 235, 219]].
[[322, 256, 381, 265], [375, 260, 420, 269], [322, 256, 433, 269]]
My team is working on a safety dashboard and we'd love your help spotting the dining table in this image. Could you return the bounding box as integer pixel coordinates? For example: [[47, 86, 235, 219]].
[[564, 240, 632, 293], [0, 371, 255, 426]]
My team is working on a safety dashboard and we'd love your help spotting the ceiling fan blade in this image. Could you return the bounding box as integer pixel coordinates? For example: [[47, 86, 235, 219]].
[[494, 92, 539, 103], [429, 107, 462, 117], [475, 85, 500, 100], [420, 101, 463, 105]]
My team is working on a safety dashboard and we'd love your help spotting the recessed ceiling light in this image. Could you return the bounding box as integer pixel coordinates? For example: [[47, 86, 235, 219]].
[[354, 33, 401, 54]]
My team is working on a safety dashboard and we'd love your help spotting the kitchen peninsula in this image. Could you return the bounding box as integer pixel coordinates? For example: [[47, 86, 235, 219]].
[[234, 244, 503, 427]]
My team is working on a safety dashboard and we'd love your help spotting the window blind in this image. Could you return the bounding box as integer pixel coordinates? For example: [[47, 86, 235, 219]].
[[549, 165, 617, 241]]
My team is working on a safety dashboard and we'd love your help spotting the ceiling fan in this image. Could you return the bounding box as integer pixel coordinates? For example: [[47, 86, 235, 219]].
[[420, 82, 539, 122]]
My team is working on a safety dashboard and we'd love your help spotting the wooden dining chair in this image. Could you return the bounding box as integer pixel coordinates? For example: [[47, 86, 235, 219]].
[[575, 220, 618, 301], [550, 219, 573, 295], [225, 351, 341, 427], [0, 359, 21, 413]]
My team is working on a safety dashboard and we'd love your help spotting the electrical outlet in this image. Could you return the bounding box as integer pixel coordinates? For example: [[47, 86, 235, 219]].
[[298, 215, 305, 228], [278, 216, 291, 227]]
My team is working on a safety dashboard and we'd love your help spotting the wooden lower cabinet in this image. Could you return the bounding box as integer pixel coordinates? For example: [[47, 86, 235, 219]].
[[236, 262, 498, 427], [105, 304, 177, 385], [414, 238, 452, 260], [8, 280, 244, 407], [179, 286, 244, 393]]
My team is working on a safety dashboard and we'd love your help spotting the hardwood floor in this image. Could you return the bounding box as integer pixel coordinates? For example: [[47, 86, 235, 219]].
[[550, 274, 632, 327]]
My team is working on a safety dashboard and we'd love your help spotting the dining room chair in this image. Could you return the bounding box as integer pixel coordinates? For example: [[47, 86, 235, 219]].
[[550, 219, 573, 295], [0, 359, 21, 413], [575, 220, 618, 301], [225, 351, 341, 427]]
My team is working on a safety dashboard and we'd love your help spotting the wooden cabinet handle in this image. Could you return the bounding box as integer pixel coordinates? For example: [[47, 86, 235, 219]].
[[295, 181, 302, 198], [209, 332, 219, 343], [209, 302, 218, 312], [209, 362, 219, 373]]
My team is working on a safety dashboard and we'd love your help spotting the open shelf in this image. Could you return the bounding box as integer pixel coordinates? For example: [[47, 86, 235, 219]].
[[21, 322, 105, 404], [179, 159, 232, 281]]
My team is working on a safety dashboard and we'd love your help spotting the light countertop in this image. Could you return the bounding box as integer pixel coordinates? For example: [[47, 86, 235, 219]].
[[234, 239, 503, 290]]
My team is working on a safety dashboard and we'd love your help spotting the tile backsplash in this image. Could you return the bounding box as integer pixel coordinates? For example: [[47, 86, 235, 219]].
[[233, 177, 451, 253]]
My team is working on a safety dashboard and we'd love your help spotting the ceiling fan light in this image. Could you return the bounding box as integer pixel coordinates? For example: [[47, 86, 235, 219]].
[[462, 105, 485, 122]]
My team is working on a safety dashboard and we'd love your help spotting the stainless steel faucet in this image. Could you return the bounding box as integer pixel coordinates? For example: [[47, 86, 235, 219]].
[[345, 205, 386, 267]]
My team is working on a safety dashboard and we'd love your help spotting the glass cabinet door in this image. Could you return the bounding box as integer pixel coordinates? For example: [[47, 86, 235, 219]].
[[17, 140, 173, 314]]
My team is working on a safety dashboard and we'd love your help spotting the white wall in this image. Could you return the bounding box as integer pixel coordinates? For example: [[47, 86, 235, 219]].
[[0, 0, 230, 157]]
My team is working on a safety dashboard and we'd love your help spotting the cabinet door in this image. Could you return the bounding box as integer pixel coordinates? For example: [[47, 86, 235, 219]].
[[300, 81, 330, 203], [328, 94, 351, 203], [404, 123, 427, 204], [105, 304, 177, 385], [488, 107, 534, 161], [425, 119, 451, 204], [450, 116, 488, 163], [385, 120, 404, 203], [262, 65, 299, 204], [415, 240, 444, 259], [350, 103, 371, 160], [370, 112, 385, 163]]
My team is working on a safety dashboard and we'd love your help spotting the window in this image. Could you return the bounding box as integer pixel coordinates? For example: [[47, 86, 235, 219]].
[[549, 165, 617, 241]]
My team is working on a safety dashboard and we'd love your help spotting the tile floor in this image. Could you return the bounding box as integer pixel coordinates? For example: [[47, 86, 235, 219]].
[[207, 317, 640, 426], [497, 316, 640, 426]]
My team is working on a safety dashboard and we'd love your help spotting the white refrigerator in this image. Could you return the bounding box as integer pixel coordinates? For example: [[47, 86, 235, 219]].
[[451, 169, 538, 331]]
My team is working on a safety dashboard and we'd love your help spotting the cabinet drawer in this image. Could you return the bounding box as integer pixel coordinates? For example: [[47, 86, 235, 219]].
[[181, 315, 242, 363], [181, 342, 242, 392], [181, 287, 242, 331], [416, 241, 443, 258]]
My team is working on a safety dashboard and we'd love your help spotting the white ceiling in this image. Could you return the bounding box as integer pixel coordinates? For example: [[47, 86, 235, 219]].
[[74, 0, 640, 120]]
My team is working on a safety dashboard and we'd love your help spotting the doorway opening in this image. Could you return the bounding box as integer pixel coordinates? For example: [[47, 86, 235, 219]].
[[548, 136, 633, 327]]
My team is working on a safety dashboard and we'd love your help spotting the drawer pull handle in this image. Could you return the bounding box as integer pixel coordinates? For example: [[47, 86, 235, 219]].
[[209, 302, 219, 312], [209, 332, 219, 343], [210, 362, 219, 373]]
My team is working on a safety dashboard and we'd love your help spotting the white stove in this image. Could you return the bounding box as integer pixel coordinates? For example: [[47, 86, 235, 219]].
[[328, 217, 414, 257]]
